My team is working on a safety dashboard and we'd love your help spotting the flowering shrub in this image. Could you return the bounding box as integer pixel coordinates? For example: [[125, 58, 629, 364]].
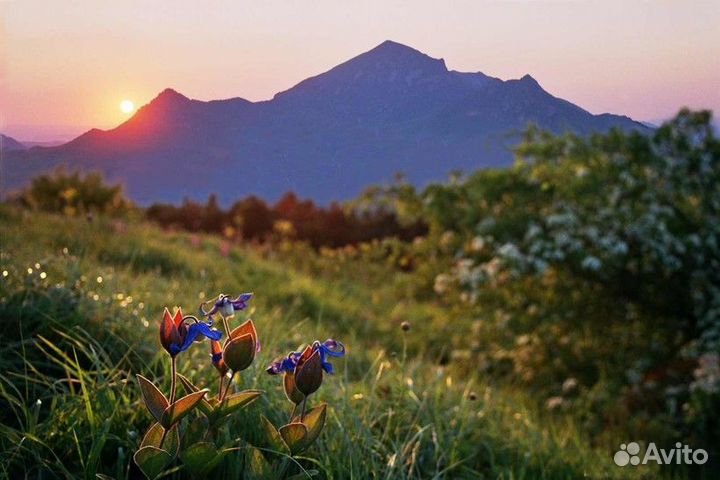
[[358, 110, 720, 450], [133, 293, 346, 479]]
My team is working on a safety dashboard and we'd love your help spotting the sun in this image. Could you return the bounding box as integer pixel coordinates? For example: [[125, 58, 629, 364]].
[[120, 100, 135, 114]]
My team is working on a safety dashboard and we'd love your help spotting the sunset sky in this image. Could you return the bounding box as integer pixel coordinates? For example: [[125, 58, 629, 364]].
[[1, 0, 719, 141]]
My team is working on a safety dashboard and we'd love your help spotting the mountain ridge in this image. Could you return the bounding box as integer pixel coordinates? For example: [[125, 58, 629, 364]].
[[1, 134, 27, 152], [2, 40, 648, 204]]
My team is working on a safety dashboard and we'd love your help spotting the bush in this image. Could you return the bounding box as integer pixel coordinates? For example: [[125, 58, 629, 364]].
[[17, 169, 130, 216], [361, 110, 720, 456]]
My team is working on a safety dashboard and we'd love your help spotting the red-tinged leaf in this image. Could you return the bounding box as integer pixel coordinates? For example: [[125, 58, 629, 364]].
[[219, 389, 263, 416], [136, 375, 168, 424], [229, 318, 258, 343], [160, 389, 208, 428], [177, 374, 213, 416]]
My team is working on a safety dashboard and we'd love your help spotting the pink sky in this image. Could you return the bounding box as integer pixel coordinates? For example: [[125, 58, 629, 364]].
[[1, 0, 719, 141]]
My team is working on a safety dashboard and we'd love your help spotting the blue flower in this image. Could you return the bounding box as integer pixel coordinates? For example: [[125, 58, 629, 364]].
[[314, 339, 346, 374], [266, 339, 345, 375], [199, 293, 253, 319], [160, 307, 223, 357]]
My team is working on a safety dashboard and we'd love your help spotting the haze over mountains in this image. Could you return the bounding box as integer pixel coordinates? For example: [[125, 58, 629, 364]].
[[2, 40, 646, 204]]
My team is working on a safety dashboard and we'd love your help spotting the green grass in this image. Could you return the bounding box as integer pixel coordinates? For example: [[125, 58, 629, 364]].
[[0, 206, 667, 479]]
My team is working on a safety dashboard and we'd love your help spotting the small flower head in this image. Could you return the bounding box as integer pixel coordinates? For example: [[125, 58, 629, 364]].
[[159, 307, 222, 357], [266, 339, 346, 400], [400, 321, 411, 332], [222, 319, 259, 372], [200, 293, 253, 320]]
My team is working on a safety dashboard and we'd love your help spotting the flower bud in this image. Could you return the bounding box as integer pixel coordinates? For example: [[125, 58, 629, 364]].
[[223, 333, 255, 372], [211, 340, 229, 376], [283, 372, 305, 405], [295, 348, 323, 396]]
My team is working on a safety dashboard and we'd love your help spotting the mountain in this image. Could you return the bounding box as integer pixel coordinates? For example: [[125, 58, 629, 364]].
[[1, 134, 27, 152], [2, 40, 647, 204]]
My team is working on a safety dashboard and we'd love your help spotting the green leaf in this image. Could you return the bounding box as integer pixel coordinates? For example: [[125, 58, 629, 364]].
[[218, 389, 263, 416], [182, 416, 209, 449], [179, 442, 226, 477], [160, 389, 208, 428], [260, 415, 289, 453], [297, 403, 327, 448], [140, 423, 179, 458], [136, 375, 168, 424], [95, 475, 116, 480], [177, 374, 214, 416], [279, 422, 308, 455], [133, 446, 172, 480], [246, 446, 272, 479]]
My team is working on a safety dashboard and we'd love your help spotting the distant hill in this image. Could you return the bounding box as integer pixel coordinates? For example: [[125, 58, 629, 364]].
[[2, 40, 647, 204], [1, 134, 27, 152]]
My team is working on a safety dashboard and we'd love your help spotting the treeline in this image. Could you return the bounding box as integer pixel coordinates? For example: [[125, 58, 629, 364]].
[[146, 192, 426, 247]]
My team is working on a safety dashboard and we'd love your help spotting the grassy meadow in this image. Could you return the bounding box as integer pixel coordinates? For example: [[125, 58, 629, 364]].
[[1, 206, 634, 479]]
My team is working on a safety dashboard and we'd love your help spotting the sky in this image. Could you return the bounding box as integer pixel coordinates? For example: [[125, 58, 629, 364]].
[[1, 0, 719, 142]]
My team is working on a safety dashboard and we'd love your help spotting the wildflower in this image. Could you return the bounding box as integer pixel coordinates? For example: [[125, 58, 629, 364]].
[[199, 293, 253, 319], [267, 339, 345, 376], [400, 321, 411, 332], [159, 307, 222, 357], [267, 339, 345, 398]]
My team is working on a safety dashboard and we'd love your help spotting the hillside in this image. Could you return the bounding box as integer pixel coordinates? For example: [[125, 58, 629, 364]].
[[2, 41, 646, 205], [0, 205, 634, 478]]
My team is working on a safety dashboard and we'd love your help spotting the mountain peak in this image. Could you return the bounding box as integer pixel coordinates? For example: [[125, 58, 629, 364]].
[[148, 88, 191, 108], [131, 88, 193, 118], [360, 40, 447, 72], [519, 74, 540, 87], [372, 40, 420, 54]]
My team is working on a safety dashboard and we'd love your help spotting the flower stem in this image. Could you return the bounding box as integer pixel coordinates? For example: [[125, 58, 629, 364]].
[[220, 372, 233, 402], [300, 396, 307, 422], [221, 315, 232, 344], [218, 374, 225, 400], [169, 356, 177, 404], [160, 356, 178, 450]]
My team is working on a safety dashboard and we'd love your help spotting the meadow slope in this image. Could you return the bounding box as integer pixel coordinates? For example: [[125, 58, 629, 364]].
[[0, 206, 660, 479]]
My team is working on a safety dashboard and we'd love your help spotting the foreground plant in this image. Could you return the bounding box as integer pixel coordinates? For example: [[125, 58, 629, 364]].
[[133, 293, 346, 478], [133, 294, 261, 478], [134, 307, 221, 479], [264, 339, 346, 455]]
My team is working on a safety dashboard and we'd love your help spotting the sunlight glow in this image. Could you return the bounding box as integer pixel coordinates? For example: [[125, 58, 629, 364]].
[[120, 100, 135, 114]]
